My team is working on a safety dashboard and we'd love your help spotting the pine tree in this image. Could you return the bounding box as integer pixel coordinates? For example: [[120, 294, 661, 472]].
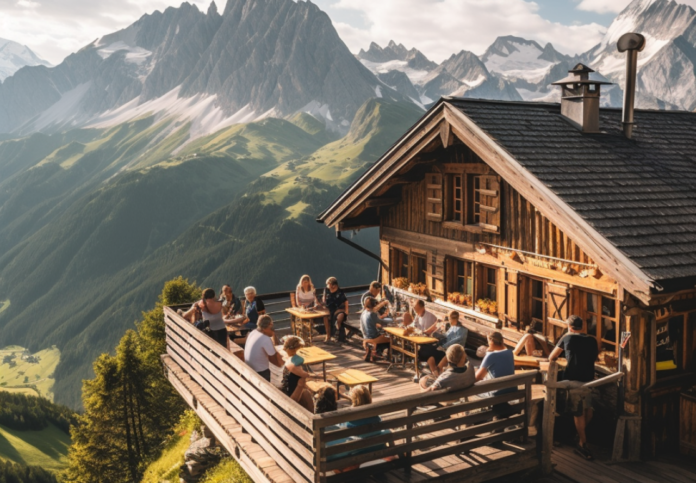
[[66, 277, 201, 483]]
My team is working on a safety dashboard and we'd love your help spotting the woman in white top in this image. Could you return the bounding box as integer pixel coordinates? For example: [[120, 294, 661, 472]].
[[295, 275, 319, 308], [294, 275, 328, 341]]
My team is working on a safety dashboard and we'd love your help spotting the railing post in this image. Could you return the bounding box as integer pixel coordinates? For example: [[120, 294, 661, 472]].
[[404, 407, 413, 474], [523, 379, 532, 443], [314, 426, 323, 483], [541, 361, 558, 475]]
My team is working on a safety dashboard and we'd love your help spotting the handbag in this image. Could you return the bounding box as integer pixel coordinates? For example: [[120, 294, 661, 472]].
[[195, 319, 210, 332]]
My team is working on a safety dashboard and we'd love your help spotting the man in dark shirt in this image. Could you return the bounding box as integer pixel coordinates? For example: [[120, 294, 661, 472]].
[[549, 314, 599, 460], [323, 277, 349, 342], [361, 281, 393, 323]]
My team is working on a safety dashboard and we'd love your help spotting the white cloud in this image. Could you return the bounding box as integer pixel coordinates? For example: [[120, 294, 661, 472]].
[[577, 0, 696, 15], [331, 0, 607, 62], [0, 0, 211, 64]]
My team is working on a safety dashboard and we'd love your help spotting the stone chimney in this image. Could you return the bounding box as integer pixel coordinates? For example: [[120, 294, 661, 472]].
[[552, 63, 612, 133]]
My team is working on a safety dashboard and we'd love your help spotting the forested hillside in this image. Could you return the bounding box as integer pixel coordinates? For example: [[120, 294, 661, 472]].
[[0, 97, 421, 408]]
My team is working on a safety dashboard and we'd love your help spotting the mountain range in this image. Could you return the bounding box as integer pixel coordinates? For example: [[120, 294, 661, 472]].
[[2, 0, 696, 409], [0, 37, 51, 81]]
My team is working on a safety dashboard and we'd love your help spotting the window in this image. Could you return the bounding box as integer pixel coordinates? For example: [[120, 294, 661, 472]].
[[583, 291, 618, 355], [472, 175, 482, 224], [392, 249, 409, 279], [531, 279, 545, 330], [415, 255, 427, 285], [484, 267, 497, 301], [426, 173, 443, 221], [452, 175, 464, 222], [455, 260, 474, 297]]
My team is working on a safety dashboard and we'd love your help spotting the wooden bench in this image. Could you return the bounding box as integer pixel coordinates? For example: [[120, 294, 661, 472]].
[[330, 369, 379, 399]]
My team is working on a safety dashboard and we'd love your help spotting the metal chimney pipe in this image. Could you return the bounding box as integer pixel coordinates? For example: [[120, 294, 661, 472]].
[[617, 33, 646, 139]]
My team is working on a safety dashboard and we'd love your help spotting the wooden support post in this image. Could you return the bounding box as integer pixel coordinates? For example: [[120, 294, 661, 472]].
[[541, 361, 558, 475]]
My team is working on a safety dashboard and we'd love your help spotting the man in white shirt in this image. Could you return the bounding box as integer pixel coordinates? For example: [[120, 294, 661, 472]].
[[412, 300, 438, 335], [244, 315, 282, 381]]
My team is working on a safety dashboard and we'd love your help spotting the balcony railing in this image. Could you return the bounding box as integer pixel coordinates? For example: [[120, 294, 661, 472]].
[[162, 289, 541, 483]]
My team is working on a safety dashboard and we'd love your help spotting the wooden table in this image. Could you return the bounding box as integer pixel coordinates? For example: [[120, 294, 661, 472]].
[[330, 369, 379, 399], [384, 327, 439, 379], [276, 345, 337, 381], [285, 307, 329, 346]]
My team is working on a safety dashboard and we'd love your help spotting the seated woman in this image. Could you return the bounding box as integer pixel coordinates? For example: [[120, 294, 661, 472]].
[[182, 288, 227, 347], [361, 297, 392, 362], [280, 336, 318, 412], [242, 286, 266, 330], [294, 275, 330, 342], [423, 310, 469, 376]]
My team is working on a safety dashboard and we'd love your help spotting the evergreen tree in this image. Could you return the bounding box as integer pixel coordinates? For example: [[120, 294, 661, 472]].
[[66, 277, 200, 483]]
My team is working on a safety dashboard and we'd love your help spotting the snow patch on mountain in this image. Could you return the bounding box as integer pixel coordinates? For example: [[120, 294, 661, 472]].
[[359, 59, 430, 84], [97, 41, 153, 65]]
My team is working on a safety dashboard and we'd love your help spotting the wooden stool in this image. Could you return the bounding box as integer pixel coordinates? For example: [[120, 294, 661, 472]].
[[330, 369, 379, 399]]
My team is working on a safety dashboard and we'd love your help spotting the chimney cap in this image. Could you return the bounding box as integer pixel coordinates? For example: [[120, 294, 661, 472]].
[[569, 63, 595, 74], [552, 63, 613, 86], [618, 33, 646, 53]]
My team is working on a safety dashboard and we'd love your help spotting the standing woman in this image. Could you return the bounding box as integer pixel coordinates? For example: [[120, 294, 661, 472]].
[[243, 287, 266, 330], [183, 288, 227, 347], [295, 275, 319, 309]]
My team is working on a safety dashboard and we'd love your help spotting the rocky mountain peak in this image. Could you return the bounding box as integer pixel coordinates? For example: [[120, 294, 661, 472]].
[[0, 38, 51, 81], [207, 0, 219, 16]]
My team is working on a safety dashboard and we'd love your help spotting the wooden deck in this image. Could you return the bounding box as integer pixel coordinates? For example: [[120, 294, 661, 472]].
[[550, 445, 696, 483]]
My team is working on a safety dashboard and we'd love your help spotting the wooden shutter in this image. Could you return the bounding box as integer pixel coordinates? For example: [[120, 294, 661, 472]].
[[380, 240, 391, 284], [426, 172, 443, 221], [479, 175, 500, 233], [505, 270, 519, 328], [547, 282, 569, 342]]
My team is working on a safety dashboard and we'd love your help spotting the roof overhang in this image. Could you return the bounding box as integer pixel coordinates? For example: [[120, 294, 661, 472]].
[[318, 99, 656, 303]]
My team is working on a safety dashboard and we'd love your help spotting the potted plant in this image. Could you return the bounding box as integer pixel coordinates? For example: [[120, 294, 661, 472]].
[[488, 301, 498, 315], [476, 299, 487, 312]]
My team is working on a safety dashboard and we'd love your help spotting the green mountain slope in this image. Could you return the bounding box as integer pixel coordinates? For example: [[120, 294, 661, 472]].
[[0, 98, 423, 408], [0, 423, 71, 471]]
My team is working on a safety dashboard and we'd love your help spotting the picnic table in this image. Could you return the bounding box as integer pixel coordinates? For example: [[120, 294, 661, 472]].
[[384, 326, 439, 379], [276, 344, 336, 381], [285, 307, 330, 345], [330, 368, 379, 399]]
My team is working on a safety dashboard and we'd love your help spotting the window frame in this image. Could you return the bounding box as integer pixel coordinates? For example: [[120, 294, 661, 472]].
[[581, 289, 619, 356]]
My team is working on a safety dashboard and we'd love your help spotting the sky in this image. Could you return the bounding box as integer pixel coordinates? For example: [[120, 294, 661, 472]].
[[1, 0, 695, 65]]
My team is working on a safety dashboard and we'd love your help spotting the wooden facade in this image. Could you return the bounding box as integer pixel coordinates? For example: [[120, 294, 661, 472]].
[[319, 99, 696, 459]]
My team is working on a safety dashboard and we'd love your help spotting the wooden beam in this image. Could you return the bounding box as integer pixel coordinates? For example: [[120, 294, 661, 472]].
[[337, 214, 379, 231], [365, 197, 400, 208], [444, 104, 654, 303]]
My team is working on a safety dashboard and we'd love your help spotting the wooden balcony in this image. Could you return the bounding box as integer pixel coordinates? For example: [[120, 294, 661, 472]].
[[161, 289, 543, 483]]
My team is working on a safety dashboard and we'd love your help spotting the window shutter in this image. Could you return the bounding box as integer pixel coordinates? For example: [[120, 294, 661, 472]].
[[547, 282, 569, 342], [426, 172, 443, 221], [479, 175, 500, 233], [505, 270, 519, 327]]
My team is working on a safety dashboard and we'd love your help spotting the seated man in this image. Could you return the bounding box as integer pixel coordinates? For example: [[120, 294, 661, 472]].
[[548, 315, 598, 460], [424, 310, 468, 376], [244, 315, 282, 382], [361, 281, 393, 324], [513, 326, 553, 358], [410, 300, 440, 378], [420, 344, 475, 392], [476, 331, 515, 395], [323, 277, 349, 343], [361, 297, 391, 362]]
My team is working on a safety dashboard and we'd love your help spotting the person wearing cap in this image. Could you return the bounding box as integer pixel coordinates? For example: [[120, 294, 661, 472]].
[[361, 281, 393, 324], [419, 344, 475, 392], [323, 277, 349, 343], [475, 331, 515, 391], [548, 314, 599, 460]]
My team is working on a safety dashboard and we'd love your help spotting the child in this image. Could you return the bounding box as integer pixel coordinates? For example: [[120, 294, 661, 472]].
[[281, 336, 318, 411]]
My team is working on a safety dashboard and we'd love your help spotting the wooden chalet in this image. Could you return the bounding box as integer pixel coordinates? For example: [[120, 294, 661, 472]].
[[318, 63, 696, 459]]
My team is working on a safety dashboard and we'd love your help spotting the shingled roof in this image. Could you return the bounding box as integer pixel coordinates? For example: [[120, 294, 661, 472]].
[[448, 98, 696, 285]]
